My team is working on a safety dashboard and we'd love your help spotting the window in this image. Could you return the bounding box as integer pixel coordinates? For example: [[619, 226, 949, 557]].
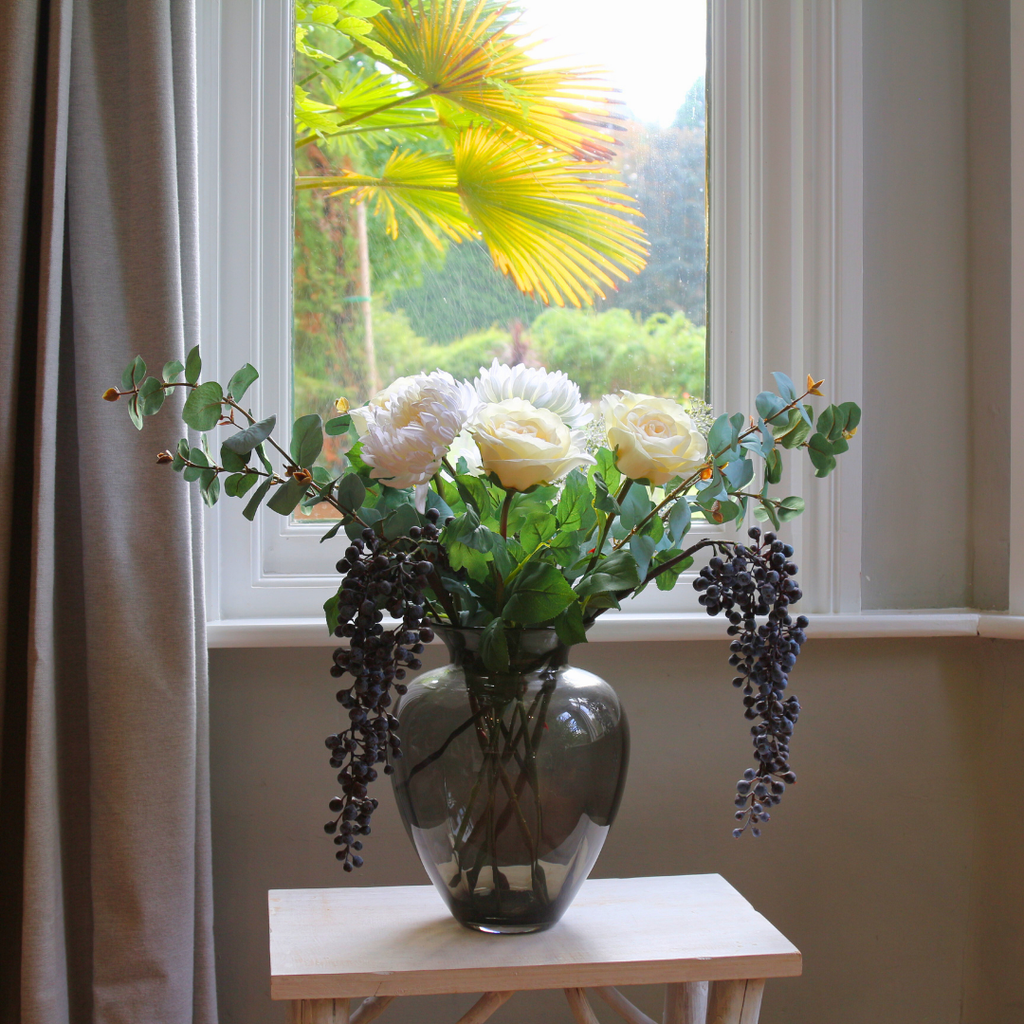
[[200, 0, 863, 642]]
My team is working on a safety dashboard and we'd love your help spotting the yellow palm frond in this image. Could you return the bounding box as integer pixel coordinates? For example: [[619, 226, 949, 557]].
[[298, 127, 648, 307], [298, 148, 477, 249], [370, 0, 624, 160]]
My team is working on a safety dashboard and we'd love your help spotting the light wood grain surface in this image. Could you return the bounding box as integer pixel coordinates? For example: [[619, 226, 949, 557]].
[[269, 874, 801, 1000]]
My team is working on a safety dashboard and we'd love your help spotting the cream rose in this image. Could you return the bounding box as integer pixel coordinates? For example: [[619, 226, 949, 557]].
[[601, 391, 708, 485], [469, 398, 595, 492]]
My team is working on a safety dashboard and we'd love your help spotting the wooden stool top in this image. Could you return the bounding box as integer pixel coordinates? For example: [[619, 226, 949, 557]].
[[269, 874, 801, 1000]]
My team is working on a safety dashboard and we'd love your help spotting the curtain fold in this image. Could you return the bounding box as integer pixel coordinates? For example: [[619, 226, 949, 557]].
[[0, 2, 217, 1022]]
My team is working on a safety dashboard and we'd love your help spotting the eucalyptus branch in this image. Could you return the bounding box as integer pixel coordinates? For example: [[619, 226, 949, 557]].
[[613, 389, 816, 551]]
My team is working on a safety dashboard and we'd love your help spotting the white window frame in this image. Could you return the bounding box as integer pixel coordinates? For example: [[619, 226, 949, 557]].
[[198, 0, 864, 645]]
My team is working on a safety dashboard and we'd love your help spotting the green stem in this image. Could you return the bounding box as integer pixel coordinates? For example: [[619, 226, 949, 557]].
[[499, 490, 514, 540]]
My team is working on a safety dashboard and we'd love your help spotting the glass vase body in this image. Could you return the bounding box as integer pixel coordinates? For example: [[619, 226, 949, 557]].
[[391, 626, 629, 934]]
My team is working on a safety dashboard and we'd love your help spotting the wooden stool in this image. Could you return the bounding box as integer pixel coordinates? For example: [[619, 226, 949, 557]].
[[269, 873, 801, 1024]]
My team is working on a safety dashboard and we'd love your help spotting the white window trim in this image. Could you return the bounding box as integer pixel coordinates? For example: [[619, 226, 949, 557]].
[[199, 0, 867, 645]]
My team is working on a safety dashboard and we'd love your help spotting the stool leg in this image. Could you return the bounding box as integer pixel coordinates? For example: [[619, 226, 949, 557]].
[[663, 982, 707, 1024], [289, 999, 350, 1024], [453, 991, 515, 1024], [350, 996, 396, 1024], [706, 980, 766, 1024], [565, 988, 602, 1024]]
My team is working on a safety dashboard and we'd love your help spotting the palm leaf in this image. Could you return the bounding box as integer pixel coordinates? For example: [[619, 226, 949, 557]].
[[369, 0, 624, 160], [298, 127, 648, 307]]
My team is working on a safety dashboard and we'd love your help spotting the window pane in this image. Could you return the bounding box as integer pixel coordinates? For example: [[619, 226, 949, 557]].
[[293, 1, 707, 476]]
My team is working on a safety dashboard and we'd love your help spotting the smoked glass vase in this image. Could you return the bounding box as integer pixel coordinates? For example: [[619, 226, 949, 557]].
[[391, 626, 629, 933]]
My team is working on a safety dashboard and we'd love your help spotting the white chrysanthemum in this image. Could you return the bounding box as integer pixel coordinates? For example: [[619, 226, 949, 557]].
[[469, 397, 595, 492], [358, 371, 480, 491], [473, 359, 593, 428]]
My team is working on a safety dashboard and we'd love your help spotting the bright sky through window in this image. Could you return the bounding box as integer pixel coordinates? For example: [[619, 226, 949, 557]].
[[517, 0, 707, 127]]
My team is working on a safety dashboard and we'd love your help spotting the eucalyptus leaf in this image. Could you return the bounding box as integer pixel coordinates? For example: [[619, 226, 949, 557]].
[[162, 359, 184, 383], [138, 376, 165, 416], [184, 345, 201, 385], [181, 381, 224, 431], [772, 371, 797, 402], [755, 391, 788, 422], [778, 495, 806, 522], [325, 414, 351, 436], [319, 520, 344, 543], [667, 498, 691, 545], [121, 355, 146, 392], [242, 478, 273, 520], [266, 478, 308, 516], [324, 591, 341, 635], [226, 363, 259, 401], [127, 395, 143, 430], [336, 473, 366, 513], [200, 472, 221, 507], [629, 533, 657, 581], [220, 443, 248, 473], [290, 414, 323, 468], [723, 457, 754, 492]]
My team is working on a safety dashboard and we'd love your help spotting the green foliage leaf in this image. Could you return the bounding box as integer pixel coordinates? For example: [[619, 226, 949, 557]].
[[181, 381, 224, 431], [137, 376, 165, 416], [344, 506, 383, 539], [480, 618, 510, 672], [575, 549, 641, 599], [765, 448, 783, 485], [325, 414, 351, 435], [242, 478, 273, 520], [184, 345, 202, 385], [290, 414, 324, 467], [162, 359, 184, 383], [652, 551, 693, 591], [383, 503, 420, 540], [455, 474, 493, 520], [254, 442, 273, 475], [336, 473, 367, 513], [319, 520, 345, 543], [616, 485, 653, 532], [502, 561, 575, 625], [592, 473, 617, 514], [594, 448, 621, 493], [839, 401, 861, 432], [227, 363, 259, 401], [521, 512, 556, 553], [556, 469, 596, 533], [267, 478, 309, 516], [425, 488, 454, 522], [324, 590, 341, 635], [708, 413, 738, 457], [554, 601, 588, 646]]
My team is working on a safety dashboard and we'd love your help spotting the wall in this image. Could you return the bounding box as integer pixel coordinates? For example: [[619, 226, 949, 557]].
[[209, 638, 1024, 1024], [206, 2, 1024, 1023]]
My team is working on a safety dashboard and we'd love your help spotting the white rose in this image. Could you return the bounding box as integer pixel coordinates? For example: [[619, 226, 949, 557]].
[[473, 359, 593, 428], [601, 391, 708, 485], [359, 371, 480, 490], [469, 398, 595, 492]]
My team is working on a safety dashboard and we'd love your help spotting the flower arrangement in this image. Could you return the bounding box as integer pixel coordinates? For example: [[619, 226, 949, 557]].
[[107, 351, 859, 870]]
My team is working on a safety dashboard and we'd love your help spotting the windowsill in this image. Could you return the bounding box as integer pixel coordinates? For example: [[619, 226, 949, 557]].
[[206, 610, 1024, 647]]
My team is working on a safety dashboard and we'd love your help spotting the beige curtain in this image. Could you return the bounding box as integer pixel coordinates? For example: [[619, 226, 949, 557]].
[[0, 1, 217, 1022]]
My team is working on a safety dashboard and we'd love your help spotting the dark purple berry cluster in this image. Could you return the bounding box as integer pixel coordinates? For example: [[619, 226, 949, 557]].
[[322, 509, 444, 869], [693, 526, 806, 837]]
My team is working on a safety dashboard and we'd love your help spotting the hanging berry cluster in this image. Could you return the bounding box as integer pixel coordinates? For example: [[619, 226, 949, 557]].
[[694, 527, 807, 837], [321, 508, 445, 870]]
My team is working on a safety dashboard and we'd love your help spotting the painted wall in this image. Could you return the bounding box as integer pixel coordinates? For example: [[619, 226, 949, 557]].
[[209, 638, 1024, 1024], [206, 1, 1024, 1022]]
